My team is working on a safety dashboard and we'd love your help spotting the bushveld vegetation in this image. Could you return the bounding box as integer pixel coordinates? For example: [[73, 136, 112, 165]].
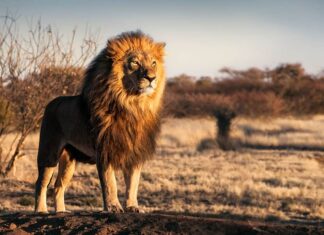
[[164, 65, 324, 117], [0, 15, 97, 175]]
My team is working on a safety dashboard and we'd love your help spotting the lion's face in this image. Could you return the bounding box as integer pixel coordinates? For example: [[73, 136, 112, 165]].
[[105, 32, 165, 102], [121, 51, 160, 96]]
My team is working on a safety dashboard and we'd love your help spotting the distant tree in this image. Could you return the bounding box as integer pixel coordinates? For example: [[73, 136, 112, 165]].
[[244, 68, 265, 80], [219, 67, 237, 78], [196, 76, 213, 86], [167, 74, 196, 93], [271, 63, 305, 84], [220, 67, 265, 80], [169, 74, 195, 85]]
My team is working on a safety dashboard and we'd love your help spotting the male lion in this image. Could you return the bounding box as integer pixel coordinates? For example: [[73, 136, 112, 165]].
[[35, 31, 166, 213]]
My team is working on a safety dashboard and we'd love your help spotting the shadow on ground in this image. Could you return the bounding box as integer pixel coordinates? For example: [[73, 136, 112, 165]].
[[0, 211, 323, 235], [242, 143, 324, 152]]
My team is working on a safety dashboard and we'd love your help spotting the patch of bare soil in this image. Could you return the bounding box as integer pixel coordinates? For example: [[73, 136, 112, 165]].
[[0, 212, 323, 235]]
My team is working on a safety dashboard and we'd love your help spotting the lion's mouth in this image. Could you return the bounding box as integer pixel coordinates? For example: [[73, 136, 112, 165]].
[[140, 85, 155, 95]]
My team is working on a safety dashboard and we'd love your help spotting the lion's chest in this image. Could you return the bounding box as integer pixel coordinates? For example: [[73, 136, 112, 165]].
[[109, 112, 152, 146], [98, 111, 159, 168]]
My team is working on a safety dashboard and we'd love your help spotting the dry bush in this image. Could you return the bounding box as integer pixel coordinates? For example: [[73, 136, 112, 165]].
[[278, 79, 324, 115], [0, 15, 98, 176], [214, 78, 272, 95], [164, 84, 286, 118], [164, 93, 234, 117], [231, 91, 286, 117], [166, 74, 196, 93], [0, 97, 12, 134], [165, 63, 324, 118]]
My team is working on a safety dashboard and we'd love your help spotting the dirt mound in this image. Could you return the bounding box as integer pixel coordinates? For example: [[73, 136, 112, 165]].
[[0, 212, 322, 235]]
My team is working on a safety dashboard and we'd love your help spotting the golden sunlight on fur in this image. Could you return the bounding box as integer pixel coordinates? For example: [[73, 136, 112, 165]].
[[34, 31, 166, 214]]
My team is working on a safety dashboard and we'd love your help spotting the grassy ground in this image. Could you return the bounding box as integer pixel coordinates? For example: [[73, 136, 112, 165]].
[[0, 116, 323, 222]]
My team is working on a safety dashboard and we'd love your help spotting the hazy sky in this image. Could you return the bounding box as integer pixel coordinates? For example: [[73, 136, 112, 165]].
[[1, 0, 324, 77]]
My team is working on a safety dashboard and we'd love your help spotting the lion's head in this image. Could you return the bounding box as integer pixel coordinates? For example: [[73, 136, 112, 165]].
[[82, 31, 165, 114], [107, 31, 165, 97], [81, 31, 166, 169]]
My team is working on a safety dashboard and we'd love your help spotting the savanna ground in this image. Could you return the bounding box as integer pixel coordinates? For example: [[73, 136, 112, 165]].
[[0, 116, 324, 234]]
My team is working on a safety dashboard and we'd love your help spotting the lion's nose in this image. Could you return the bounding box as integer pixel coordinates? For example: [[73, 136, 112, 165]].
[[143, 70, 156, 82], [143, 69, 156, 82], [145, 75, 156, 83]]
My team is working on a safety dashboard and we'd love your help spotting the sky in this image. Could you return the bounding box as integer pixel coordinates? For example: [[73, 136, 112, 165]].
[[1, 0, 324, 77]]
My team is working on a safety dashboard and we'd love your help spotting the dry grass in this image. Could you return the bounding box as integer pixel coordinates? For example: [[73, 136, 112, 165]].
[[0, 116, 323, 222], [233, 115, 324, 148], [158, 118, 216, 148], [159, 115, 324, 150]]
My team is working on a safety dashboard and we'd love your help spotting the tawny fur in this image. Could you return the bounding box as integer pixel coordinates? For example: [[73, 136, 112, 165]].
[[81, 31, 165, 169], [35, 31, 166, 213]]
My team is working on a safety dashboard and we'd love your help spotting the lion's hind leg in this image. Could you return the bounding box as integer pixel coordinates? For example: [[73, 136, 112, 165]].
[[35, 145, 64, 213], [35, 166, 55, 213], [54, 149, 76, 213], [35, 100, 66, 213]]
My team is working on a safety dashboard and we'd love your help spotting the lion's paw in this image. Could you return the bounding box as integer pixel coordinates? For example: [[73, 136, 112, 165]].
[[55, 210, 71, 214], [125, 206, 144, 213], [104, 204, 124, 213], [34, 210, 49, 215]]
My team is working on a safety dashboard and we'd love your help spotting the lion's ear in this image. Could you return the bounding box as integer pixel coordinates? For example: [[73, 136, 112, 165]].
[[155, 42, 166, 59]]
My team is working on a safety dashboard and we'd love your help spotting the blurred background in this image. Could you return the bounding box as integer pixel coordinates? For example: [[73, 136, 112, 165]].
[[0, 0, 323, 223]]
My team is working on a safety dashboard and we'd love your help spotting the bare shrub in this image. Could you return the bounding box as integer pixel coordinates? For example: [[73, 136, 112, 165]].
[[0, 15, 98, 176], [0, 96, 12, 135]]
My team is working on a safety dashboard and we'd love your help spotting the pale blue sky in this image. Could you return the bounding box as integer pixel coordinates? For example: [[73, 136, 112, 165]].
[[1, 0, 324, 77]]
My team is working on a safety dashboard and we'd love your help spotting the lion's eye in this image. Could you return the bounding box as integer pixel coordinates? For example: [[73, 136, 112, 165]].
[[152, 61, 157, 67]]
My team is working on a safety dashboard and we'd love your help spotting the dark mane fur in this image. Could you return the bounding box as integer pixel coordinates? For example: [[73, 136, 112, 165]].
[[81, 31, 165, 169]]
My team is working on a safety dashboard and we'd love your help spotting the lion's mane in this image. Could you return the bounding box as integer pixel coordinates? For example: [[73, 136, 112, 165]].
[[81, 31, 165, 169]]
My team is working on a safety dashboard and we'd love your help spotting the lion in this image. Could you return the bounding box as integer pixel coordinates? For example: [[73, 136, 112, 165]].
[[35, 31, 166, 213]]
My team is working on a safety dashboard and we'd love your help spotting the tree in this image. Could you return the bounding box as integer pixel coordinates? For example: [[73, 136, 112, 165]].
[[220, 67, 266, 80], [271, 63, 305, 84]]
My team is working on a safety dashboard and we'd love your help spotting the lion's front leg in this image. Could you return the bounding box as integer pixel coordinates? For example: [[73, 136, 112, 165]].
[[96, 157, 123, 213], [123, 164, 143, 213]]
